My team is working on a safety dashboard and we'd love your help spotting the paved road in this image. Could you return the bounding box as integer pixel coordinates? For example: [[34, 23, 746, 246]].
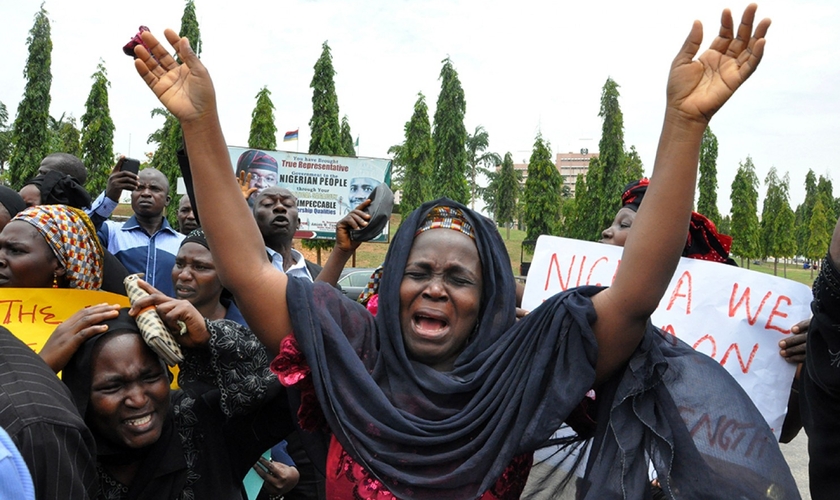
[[524, 433, 812, 498], [781, 433, 810, 499]]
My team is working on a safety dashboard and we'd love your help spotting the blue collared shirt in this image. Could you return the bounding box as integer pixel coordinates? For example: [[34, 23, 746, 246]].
[[98, 215, 185, 297]]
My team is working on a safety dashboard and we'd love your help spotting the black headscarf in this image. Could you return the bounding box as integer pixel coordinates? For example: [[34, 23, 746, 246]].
[[285, 198, 798, 499], [286, 198, 600, 498], [0, 186, 25, 219], [63, 309, 175, 464], [25, 170, 92, 209]]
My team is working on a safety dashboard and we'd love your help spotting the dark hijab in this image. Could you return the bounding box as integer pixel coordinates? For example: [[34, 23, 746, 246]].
[[285, 198, 798, 499], [0, 186, 26, 219], [286, 198, 600, 498], [63, 309, 174, 464], [25, 170, 92, 209]]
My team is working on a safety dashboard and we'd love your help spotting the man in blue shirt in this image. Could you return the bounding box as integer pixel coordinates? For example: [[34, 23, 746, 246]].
[[0, 426, 34, 500], [96, 168, 184, 296]]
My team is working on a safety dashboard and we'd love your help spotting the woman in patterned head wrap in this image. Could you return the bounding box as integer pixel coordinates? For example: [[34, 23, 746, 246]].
[[0, 204, 103, 289]]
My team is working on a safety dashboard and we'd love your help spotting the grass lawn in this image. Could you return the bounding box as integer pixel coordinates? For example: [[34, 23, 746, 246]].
[[736, 260, 816, 288]]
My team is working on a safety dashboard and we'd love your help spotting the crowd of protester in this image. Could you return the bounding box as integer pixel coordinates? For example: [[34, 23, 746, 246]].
[[3, 4, 840, 500]]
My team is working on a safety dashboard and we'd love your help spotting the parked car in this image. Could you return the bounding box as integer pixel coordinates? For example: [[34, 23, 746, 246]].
[[338, 267, 378, 301]]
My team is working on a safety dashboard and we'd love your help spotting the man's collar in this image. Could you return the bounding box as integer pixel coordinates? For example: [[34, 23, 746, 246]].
[[121, 215, 178, 235]]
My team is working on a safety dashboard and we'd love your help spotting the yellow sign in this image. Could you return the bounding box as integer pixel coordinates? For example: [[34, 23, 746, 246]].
[[0, 288, 130, 352]]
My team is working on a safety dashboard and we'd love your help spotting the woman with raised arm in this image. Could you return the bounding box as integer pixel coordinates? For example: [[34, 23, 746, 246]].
[[131, 5, 798, 498]]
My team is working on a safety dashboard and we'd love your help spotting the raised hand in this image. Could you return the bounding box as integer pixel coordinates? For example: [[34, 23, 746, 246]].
[[335, 199, 372, 253], [237, 171, 258, 200], [667, 3, 770, 124], [134, 29, 216, 124]]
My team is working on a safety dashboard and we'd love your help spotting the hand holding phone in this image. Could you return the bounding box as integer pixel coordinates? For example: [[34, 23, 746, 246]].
[[106, 157, 141, 201], [121, 158, 141, 175]]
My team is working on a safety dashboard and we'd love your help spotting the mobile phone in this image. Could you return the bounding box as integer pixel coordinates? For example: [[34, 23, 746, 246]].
[[254, 458, 271, 472], [121, 158, 141, 175]]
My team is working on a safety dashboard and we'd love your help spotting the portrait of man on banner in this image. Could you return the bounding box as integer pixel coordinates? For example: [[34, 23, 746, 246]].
[[236, 149, 279, 205]]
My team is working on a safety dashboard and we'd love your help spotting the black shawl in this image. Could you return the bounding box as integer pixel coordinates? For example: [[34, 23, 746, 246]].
[[286, 198, 800, 499], [287, 198, 599, 498]]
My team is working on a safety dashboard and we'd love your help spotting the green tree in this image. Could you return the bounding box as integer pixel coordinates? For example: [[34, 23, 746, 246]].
[[147, 108, 182, 224], [777, 203, 797, 278], [759, 168, 790, 275], [8, 6, 52, 188], [80, 61, 115, 195], [305, 41, 345, 260], [817, 175, 836, 219], [394, 93, 434, 218], [567, 78, 627, 240], [485, 152, 522, 239], [178, 0, 202, 61], [622, 145, 644, 186], [807, 197, 832, 278], [698, 126, 722, 224], [521, 134, 562, 241], [431, 57, 468, 203], [248, 86, 277, 150], [794, 170, 818, 256], [308, 41, 343, 156], [340, 116, 355, 157], [718, 214, 732, 236], [465, 125, 500, 211], [0, 103, 15, 172], [49, 114, 82, 157], [729, 156, 761, 267]]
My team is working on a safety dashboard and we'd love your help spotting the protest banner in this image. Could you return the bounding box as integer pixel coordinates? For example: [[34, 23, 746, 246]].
[[228, 146, 392, 242], [0, 288, 130, 353], [522, 235, 811, 439]]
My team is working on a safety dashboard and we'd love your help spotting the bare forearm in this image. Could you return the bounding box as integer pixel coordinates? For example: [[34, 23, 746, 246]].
[[614, 111, 706, 318], [592, 111, 705, 383], [180, 114, 291, 351], [180, 116, 272, 290], [317, 247, 353, 287]]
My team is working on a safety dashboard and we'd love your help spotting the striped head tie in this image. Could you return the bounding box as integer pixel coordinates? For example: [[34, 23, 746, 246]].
[[415, 206, 475, 240]]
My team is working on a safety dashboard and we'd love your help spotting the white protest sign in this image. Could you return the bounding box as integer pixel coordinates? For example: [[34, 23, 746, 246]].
[[522, 235, 811, 439]]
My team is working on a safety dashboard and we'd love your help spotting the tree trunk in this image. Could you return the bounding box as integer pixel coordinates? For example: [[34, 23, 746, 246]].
[[773, 258, 778, 276], [505, 223, 510, 240], [316, 247, 322, 266], [783, 259, 787, 278]]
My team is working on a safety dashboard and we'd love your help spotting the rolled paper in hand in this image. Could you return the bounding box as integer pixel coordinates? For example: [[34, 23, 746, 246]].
[[123, 274, 185, 365]]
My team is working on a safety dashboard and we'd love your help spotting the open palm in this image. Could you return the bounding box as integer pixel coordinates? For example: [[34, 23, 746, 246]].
[[668, 4, 770, 123], [134, 29, 216, 123]]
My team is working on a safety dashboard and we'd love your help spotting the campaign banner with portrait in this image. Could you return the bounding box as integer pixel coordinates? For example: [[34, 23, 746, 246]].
[[522, 235, 812, 439], [228, 146, 392, 242]]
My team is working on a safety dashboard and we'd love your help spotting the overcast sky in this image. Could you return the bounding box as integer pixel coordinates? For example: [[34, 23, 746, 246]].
[[2, 0, 838, 215]]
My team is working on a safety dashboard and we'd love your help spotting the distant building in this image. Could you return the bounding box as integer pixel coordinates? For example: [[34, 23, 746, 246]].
[[556, 149, 598, 196], [510, 149, 599, 196]]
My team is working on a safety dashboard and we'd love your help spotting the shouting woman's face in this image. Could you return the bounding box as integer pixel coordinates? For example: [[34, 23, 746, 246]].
[[399, 229, 483, 372]]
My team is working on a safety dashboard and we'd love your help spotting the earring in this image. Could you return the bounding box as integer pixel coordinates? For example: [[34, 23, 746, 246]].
[[52, 271, 58, 288]]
